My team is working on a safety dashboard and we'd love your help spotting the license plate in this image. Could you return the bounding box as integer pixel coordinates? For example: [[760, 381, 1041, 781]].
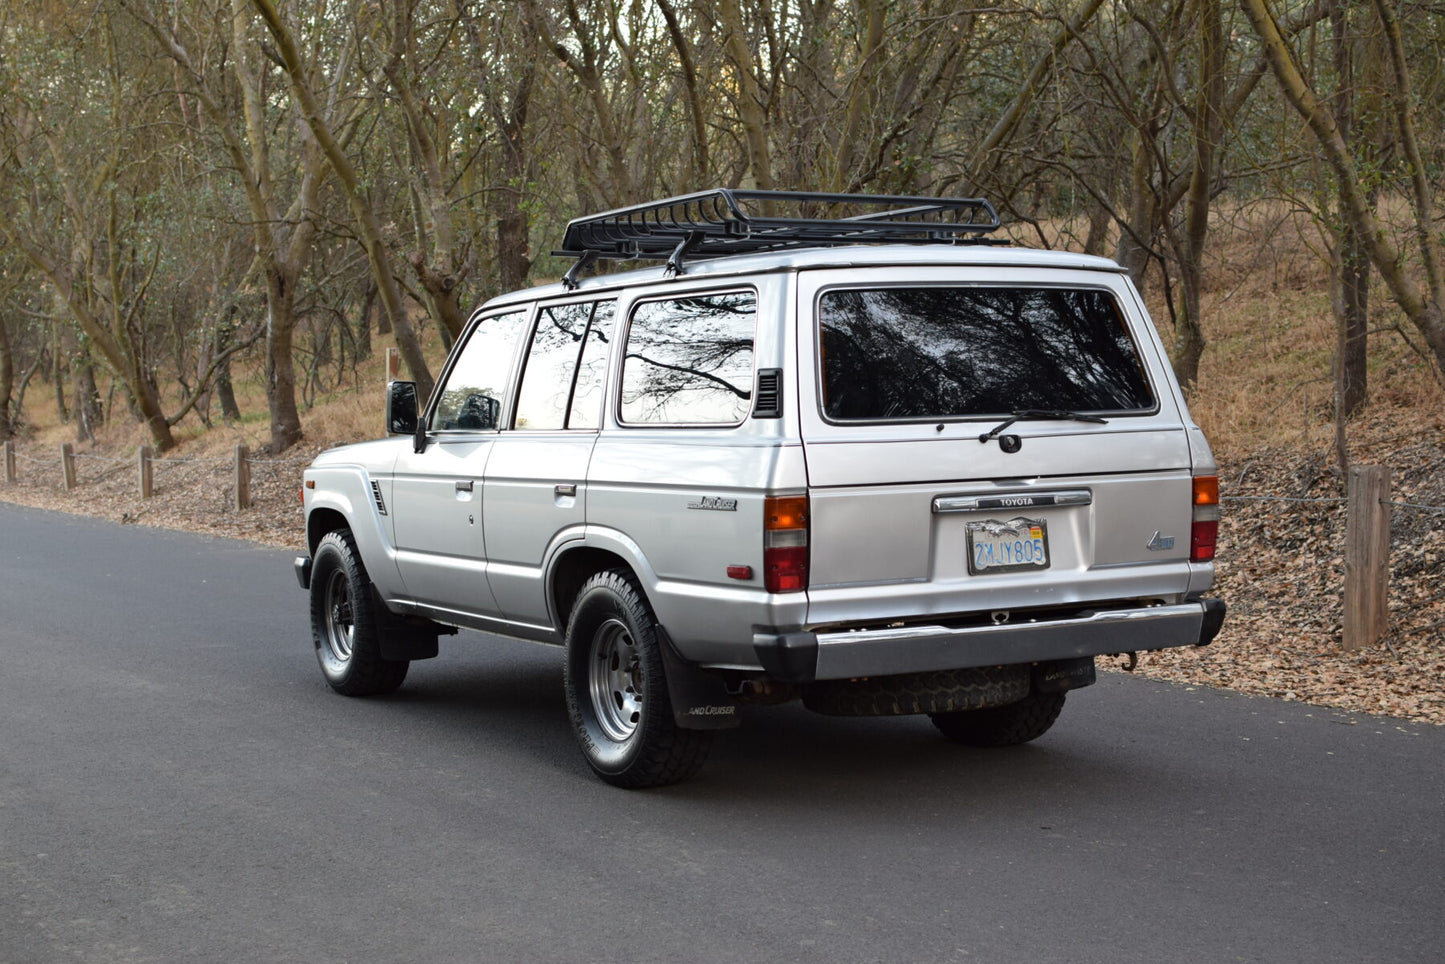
[[966, 517, 1050, 574]]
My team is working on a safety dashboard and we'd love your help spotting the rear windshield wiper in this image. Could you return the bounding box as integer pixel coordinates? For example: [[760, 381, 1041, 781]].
[[978, 409, 1108, 443]]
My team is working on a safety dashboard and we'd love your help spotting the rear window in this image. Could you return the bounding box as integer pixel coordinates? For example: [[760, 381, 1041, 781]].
[[818, 286, 1154, 421]]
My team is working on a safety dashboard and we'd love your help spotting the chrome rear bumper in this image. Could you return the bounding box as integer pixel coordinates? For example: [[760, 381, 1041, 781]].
[[753, 599, 1225, 682]]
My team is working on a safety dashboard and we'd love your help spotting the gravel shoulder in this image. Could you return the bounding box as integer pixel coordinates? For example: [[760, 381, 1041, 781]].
[[3, 422, 1441, 725]]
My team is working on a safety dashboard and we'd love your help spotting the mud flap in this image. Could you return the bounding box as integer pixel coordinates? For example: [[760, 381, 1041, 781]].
[[371, 588, 452, 661], [1033, 656, 1097, 694], [656, 627, 741, 730]]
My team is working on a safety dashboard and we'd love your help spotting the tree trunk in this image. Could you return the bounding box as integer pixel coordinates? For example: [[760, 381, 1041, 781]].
[[717, 0, 774, 189], [1331, 0, 1369, 420], [355, 283, 374, 361], [265, 267, 304, 452], [51, 305, 70, 424], [0, 315, 12, 440], [216, 353, 241, 422], [1115, 129, 1157, 285], [73, 347, 103, 443], [1172, 0, 1226, 391], [656, 0, 709, 185], [1335, 223, 1370, 418], [384, 6, 468, 347], [494, 56, 534, 293]]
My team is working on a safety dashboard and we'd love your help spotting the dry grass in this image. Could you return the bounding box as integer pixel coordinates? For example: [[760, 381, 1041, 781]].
[[3, 206, 1442, 723], [1186, 201, 1444, 458]]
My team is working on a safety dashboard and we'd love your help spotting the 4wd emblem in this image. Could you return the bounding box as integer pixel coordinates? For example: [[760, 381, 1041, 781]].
[[687, 496, 737, 512], [1146, 530, 1176, 551]]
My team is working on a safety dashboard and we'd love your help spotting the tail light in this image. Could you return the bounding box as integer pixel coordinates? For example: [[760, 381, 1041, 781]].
[[764, 495, 809, 593], [1191, 475, 1220, 562]]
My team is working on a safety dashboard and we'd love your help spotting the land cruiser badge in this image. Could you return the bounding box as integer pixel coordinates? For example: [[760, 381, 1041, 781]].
[[688, 496, 738, 511]]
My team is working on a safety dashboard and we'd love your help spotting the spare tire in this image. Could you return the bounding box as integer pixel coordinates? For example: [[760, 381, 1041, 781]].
[[803, 664, 1030, 717]]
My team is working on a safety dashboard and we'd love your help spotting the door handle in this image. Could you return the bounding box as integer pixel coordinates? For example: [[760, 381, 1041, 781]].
[[455, 480, 473, 492], [555, 484, 577, 497]]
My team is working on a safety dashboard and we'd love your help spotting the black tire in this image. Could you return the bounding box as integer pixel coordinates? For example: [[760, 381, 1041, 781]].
[[929, 691, 1067, 747], [563, 570, 712, 788], [309, 529, 409, 697]]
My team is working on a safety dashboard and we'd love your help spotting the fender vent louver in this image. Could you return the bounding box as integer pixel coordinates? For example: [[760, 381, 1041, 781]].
[[753, 369, 783, 419], [369, 479, 388, 516]]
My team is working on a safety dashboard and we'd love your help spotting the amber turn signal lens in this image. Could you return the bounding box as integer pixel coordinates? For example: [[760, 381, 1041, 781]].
[[1192, 475, 1219, 506], [765, 496, 807, 531]]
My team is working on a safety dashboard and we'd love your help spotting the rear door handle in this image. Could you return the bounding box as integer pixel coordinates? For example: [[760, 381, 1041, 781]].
[[455, 480, 474, 492], [555, 484, 577, 497]]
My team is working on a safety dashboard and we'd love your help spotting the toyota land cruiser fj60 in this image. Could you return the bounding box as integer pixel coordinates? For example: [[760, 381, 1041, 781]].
[[295, 190, 1226, 787]]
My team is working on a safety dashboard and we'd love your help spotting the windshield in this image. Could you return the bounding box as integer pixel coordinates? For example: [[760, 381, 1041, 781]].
[[817, 286, 1155, 422]]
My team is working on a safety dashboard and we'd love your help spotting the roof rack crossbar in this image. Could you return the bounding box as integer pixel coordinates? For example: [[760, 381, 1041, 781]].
[[555, 189, 1002, 272]]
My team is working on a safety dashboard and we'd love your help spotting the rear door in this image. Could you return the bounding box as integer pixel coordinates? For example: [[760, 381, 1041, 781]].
[[482, 299, 616, 629], [796, 266, 1196, 628]]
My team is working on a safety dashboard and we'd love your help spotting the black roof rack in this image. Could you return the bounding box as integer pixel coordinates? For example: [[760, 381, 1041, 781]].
[[556, 188, 1002, 288]]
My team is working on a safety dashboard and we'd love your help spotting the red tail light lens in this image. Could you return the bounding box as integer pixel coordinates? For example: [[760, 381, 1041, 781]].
[[764, 495, 809, 593], [1191, 476, 1220, 562]]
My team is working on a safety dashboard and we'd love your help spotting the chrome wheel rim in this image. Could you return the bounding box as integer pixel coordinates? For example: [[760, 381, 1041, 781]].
[[589, 618, 643, 743], [322, 568, 355, 664]]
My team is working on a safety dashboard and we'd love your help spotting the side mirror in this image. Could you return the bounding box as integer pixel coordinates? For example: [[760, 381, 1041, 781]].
[[385, 380, 418, 436]]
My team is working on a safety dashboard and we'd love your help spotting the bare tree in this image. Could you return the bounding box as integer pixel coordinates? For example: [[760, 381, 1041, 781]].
[[1242, 0, 1445, 376], [249, 0, 434, 401]]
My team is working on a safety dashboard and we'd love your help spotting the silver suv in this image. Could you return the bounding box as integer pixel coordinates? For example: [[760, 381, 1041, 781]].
[[295, 190, 1226, 787]]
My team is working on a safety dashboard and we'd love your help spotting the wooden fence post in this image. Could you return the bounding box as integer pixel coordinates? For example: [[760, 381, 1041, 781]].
[[3, 440, 14, 484], [235, 444, 251, 510], [386, 346, 401, 383], [61, 442, 76, 491], [1343, 464, 1390, 650], [138, 445, 153, 499]]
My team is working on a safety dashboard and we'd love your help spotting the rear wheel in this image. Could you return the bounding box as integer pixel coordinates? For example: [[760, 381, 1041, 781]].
[[563, 570, 712, 788], [929, 691, 1066, 747], [309, 529, 408, 697]]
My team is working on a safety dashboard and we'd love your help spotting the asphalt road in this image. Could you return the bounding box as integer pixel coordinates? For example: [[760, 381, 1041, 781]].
[[1, 501, 1441, 964]]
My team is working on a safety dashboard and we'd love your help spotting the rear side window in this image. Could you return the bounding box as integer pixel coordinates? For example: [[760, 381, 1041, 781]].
[[568, 302, 616, 430], [818, 286, 1154, 421], [619, 292, 756, 425], [513, 300, 617, 430]]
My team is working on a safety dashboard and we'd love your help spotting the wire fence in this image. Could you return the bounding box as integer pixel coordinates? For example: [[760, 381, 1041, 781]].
[[1, 439, 316, 509]]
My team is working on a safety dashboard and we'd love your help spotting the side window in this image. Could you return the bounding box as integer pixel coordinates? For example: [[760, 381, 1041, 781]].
[[513, 300, 617, 431], [430, 310, 529, 431], [515, 304, 589, 430], [619, 292, 756, 425], [567, 302, 615, 430]]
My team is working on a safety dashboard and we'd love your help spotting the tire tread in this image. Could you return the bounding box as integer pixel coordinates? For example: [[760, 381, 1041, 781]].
[[929, 691, 1066, 747], [310, 529, 408, 697]]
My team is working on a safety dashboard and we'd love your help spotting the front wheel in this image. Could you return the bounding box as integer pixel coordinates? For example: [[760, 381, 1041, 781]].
[[563, 570, 712, 788], [929, 691, 1066, 747], [309, 529, 408, 697]]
